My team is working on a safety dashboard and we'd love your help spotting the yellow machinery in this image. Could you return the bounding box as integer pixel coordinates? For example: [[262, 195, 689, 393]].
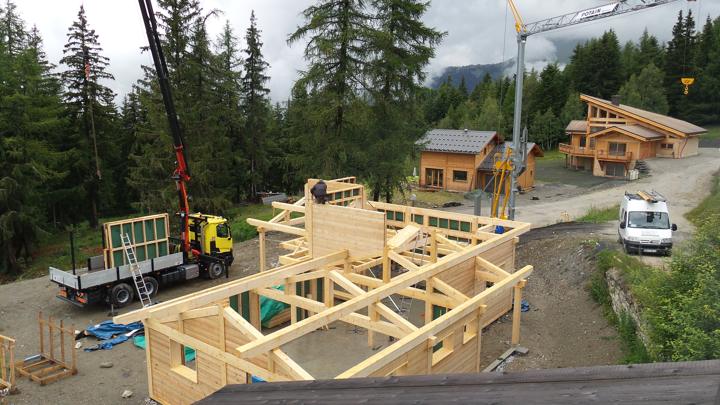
[[188, 213, 234, 270], [491, 147, 513, 219]]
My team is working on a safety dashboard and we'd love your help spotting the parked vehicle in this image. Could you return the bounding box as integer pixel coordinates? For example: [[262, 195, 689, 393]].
[[618, 190, 677, 255]]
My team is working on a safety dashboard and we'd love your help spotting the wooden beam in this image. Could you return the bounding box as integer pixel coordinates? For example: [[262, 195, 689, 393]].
[[430, 277, 469, 305], [328, 270, 417, 334], [246, 218, 306, 237], [511, 279, 527, 345], [222, 308, 313, 380], [388, 251, 421, 272], [271, 201, 306, 213], [156, 305, 220, 323], [337, 265, 533, 378], [476, 257, 511, 278], [436, 234, 464, 251], [387, 224, 420, 251], [114, 250, 348, 324], [286, 269, 328, 284], [343, 273, 459, 309], [236, 228, 528, 359]]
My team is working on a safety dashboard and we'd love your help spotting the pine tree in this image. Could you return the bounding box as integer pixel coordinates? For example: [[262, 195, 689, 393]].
[[0, 0, 26, 56], [559, 91, 584, 126], [59, 5, 117, 228], [532, 63, 567, 117], [458, 75, 469, 100], [619, 63, 669, 114], [241, 11, 271, 198], [529, 108, 561, 151]]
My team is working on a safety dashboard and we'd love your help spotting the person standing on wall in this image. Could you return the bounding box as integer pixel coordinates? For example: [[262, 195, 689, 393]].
[[311, 180, 328, 204]]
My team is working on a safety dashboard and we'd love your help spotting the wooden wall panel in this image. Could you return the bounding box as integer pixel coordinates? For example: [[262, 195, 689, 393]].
[[311, 203, 385, 259], [436, 256, 475, 296], [478, 239, 515, 273]]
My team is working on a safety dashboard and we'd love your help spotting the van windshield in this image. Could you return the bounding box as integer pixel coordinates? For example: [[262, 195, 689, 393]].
[[628, 211, 670, 229]]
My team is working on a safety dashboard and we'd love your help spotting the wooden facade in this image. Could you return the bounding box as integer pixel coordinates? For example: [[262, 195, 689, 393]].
[[560, 94, 706, 178], [114, 178, 533, 405], [418, 130, 541, 192]]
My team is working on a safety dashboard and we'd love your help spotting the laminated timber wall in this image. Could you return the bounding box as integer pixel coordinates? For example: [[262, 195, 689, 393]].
[[114, 178, 533, 405]]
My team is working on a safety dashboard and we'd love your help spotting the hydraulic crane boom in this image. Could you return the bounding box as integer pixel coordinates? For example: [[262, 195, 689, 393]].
[[138, 0, 192, 256], [504, 0, 686, 220]]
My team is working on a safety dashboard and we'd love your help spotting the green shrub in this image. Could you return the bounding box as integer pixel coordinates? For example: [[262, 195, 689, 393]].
[[686, 173, 719, 225], [617, 312, 651, 363], [577, 204, 619, 223]]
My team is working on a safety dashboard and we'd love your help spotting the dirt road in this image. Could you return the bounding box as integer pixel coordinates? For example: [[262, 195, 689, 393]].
[[448, 148, 720, 233], [0, 234, 290, 405]]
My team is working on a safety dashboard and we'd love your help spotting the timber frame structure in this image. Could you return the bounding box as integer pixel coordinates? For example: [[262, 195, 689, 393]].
[[115, 178, 533, 405]]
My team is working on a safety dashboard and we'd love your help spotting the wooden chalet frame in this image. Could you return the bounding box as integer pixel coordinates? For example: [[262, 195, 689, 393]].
[[115, 178, 533, 405], [14, 312, 77, 386]]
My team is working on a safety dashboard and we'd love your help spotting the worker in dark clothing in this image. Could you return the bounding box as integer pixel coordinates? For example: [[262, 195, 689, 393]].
[[310, 180, 328, 204]]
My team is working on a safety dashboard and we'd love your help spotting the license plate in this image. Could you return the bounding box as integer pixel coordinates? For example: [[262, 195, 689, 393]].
[[644, 249, 657, 253]]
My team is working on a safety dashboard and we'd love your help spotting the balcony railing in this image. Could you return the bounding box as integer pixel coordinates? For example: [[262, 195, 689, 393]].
[[559, 143, 594, 156], [596, 149, 633, 161]]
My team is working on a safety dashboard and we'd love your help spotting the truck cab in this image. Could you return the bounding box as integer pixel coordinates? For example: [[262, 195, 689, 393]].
[[188, 213, 234, 267], [619, 191, 677, 255]]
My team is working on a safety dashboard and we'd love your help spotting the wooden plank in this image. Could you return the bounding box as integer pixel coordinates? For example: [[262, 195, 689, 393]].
[[237, 230, 529, 359], [271, 202, 306, 213], [430, 277, 469, 305], [387, 225, 420, 251], [511, 280, 527, 345], [114, 250, 348, 324], [246, 219, 306, 237]]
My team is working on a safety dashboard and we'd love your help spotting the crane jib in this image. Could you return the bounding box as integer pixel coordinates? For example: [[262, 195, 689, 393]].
[[572, 3, 620, 22]]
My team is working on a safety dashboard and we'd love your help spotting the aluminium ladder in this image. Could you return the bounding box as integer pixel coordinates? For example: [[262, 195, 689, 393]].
[[121, 233, 153, 307]]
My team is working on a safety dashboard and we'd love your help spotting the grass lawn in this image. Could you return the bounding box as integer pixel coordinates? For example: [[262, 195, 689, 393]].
[[686, 171, 719, 225], [703, 125, 720, 140], [392, 189, 465, 207], [577, 204, 620, 223]]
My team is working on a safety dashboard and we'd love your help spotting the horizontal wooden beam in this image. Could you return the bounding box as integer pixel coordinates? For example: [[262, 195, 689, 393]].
[[271, 201, 306, 213], [237, 227, 527, 359], [430, 277, 469, 305], [156, 305, 220, 323], [476, 257, 511, 278], [114, 250, 348, 324], [388, 251, 421, 272], [246, 218, 306, 236], [344, 273, 459, 309]]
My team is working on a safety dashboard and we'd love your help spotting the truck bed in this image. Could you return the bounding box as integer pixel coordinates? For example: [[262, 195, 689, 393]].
[[49, 252, 184, 290]]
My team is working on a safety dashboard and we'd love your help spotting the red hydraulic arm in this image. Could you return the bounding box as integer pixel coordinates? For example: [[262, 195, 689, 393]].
[[137, 0, 194, 257]]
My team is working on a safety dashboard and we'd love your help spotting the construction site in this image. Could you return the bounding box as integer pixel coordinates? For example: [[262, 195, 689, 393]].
[[1, 0, 720, 404]]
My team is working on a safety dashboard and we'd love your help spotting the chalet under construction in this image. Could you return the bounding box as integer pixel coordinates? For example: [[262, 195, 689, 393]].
[[114, 178, 533, 405]]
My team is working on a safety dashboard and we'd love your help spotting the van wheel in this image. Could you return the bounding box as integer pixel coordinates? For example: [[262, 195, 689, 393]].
[[143, 276, 159, 297], [207, 262, 225, 279], [110, 283, 134, 308]]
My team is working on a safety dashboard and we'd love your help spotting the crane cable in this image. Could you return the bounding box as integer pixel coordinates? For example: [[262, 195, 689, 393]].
[[680, 0, 698, 95]]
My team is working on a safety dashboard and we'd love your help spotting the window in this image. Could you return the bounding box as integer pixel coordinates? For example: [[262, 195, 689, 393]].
[[432, 332, 455, 365], [661, 143, 673, 150], [452, 170, 468, 182], [608, 142, 626, 156], [628, 211, 670, 230], [589, 138, 596, 150], [171, 340, 198, 383], [216, 223, 230, 238], [463, 320, 478, 344], [425, 168, 443, 188], [605, 162, 626, 177], [579, 136, 586, 148]]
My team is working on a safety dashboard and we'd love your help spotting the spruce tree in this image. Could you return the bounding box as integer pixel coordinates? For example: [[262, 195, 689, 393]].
[[60, 5, 117, 228], [664, 10, 696, 117], [619, 63, 669, 114], [240, 11, 271, 198]]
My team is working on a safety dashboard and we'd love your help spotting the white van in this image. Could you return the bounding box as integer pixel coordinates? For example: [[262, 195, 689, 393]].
[[618, 191, 677, 255]]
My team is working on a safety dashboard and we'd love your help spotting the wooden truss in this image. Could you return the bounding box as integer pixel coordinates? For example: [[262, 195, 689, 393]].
[[14, 312, 77, 386], [115, 178, 533, 405]]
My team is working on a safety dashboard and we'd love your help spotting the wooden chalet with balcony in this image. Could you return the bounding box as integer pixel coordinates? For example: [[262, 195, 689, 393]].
[[560, 94, 706, 178]]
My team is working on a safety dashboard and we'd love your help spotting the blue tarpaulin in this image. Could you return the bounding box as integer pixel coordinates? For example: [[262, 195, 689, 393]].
[[83, 320, 144, 352]]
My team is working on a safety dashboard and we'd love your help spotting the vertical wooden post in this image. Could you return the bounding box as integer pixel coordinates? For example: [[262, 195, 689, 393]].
[[70, 324, 77, 373], [1, 341, 6, 384], [217, 305, 228, 386], [48, 315, 54, 361], [258, 228, 266, 272], [144, 321, 155, 398], [367, 304, 378, 348], [249, 291, 261, 330], [286, 279, 296, 324], [424, 279, 434, 326], [323, 275, 334, 308], [511, 280, 526, 345], [430, 230, 438, 263], [59, 320, 66, 365], [39, 312, 44, 357], [475, 314, 483, 372], [9, 339, 15, 388], [382, 246, 391, 283], [304, 183, 313, 257]]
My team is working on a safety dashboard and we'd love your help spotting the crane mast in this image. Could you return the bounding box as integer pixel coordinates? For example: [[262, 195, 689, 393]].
[[505, 0, 685, 220], [138, 0, 192, 256]]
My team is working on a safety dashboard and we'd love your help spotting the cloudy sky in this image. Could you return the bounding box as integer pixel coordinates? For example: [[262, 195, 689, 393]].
[[15, 0, 719, 102]]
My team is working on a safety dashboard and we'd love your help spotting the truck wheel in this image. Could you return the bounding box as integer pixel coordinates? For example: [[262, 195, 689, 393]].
[[143, 276, 159, 297], [110, 283, 134, 308], [207, 262, 225, 279]]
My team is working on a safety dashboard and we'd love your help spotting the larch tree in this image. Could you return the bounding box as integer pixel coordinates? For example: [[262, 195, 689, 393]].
[[60, 5, 116, 228], [288, 0, 374, 178], [365, 0, 444, 201], [240, 11, 271, 199]]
